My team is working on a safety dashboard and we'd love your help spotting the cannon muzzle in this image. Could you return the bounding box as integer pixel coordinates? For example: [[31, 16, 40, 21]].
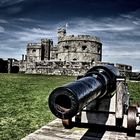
[[49, 65, 120, 119]]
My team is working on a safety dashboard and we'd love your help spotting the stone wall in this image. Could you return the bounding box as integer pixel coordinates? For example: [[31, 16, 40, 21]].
[[19, 60, 133, 77], [27, 43, 41, 62], [25, 60, 92, 76]]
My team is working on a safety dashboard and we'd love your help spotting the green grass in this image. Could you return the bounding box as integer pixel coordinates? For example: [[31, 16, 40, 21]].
[[0, 74, 140, 140], [0, 74, 75, 140], [128, 81, 140, 105]]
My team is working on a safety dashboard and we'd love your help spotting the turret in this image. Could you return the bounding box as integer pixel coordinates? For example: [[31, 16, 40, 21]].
[[57, 28, 66, 41]]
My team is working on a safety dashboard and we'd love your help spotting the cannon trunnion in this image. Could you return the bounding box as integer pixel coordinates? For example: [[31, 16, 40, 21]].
[[48, 65, 140, 137]]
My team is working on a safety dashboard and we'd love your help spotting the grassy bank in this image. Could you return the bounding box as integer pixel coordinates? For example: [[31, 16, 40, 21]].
[[128, 81, 140, 105], [0, 74, 75, 140], [0, 74, 140, 140]]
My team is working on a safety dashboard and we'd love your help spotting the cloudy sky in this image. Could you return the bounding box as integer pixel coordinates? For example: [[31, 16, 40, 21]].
[[0, 0, 140, 71]]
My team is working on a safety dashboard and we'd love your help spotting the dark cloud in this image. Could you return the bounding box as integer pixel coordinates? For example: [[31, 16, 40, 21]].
[[0, 0, 140, 20], [0, 0, 25, 7], [0, 0, 140, 70]]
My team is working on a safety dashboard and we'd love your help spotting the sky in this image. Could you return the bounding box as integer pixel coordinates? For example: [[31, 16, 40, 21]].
[[0, 0, 140, 71]]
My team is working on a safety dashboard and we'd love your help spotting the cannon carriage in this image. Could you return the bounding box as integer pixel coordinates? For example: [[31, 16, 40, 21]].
[[49, 65, 140, 137]]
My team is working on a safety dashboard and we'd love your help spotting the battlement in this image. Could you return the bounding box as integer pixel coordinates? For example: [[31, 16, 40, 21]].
[[27, 43, 41, 49], [41, 38, 53, 43], [58, 35, 101, 43]]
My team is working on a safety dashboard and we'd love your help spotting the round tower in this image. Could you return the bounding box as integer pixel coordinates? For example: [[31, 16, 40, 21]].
[[57, 35, 102, 62]]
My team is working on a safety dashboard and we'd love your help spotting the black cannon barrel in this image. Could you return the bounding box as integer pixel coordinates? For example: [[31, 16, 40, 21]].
[[48, 65, 120, 119]]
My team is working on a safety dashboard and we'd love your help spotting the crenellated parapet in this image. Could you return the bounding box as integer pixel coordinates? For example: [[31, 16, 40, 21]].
[[57, 32, 102, 62], [58, 35, 101, 44], [27, 43, 41, 49]]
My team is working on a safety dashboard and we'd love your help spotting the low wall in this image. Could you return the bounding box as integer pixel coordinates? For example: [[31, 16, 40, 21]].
[[19, 60, 137, 78], [25, 61, 92, 76]]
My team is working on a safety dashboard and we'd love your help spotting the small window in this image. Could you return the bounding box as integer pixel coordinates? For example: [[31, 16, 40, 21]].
[[56, 53, 58, 58], [63, 46, 69, 50], [73, 58, 77, 61], [97, 47, 101, 53], [91, 59, 94, 63], [32, 49, 36, 52], [82, 46, 87, 50]]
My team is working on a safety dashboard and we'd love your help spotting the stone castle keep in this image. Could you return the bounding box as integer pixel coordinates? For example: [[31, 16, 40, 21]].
[[19, 27, 132, 76]]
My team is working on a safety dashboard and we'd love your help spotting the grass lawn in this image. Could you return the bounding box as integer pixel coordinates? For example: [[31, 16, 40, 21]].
[[128, 81, 140, 105], [0, 74, 140, 140], [0, 74, 75, 140]]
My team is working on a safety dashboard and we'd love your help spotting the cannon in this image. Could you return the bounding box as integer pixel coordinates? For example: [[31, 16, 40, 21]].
[[49, 65, 140, 137]]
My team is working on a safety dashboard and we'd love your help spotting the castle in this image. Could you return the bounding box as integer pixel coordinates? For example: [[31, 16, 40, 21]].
[[19, 27, 133, 76]]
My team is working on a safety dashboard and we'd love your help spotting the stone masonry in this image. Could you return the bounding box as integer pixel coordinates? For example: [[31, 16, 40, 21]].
[[19, 27, 132, 76], [20, 27, 102, 75]]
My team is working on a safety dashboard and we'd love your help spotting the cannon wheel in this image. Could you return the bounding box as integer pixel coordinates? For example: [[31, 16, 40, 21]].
[[62, 119, 73, 129], [127, 106, 137, 137]]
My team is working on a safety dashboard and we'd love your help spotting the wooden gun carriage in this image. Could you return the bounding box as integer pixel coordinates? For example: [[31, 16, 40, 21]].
[[49, 65, 140, 137]]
